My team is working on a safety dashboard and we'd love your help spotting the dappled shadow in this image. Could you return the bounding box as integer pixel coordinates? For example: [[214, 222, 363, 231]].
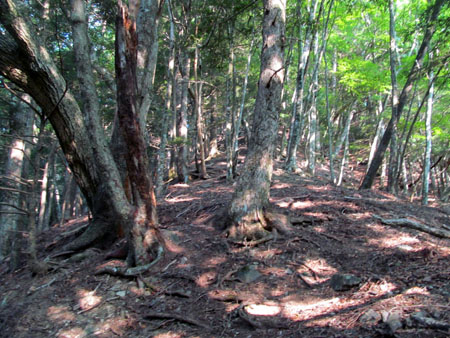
[[0, 157, 449, 337]]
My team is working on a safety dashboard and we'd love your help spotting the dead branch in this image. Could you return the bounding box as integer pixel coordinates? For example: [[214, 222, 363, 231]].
[[373, 215, 450, 239]]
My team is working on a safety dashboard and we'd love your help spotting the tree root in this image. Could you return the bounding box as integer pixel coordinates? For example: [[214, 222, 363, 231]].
[[95, 245, 164, 277], [62, 218, 110, 252], [144, 311, 210, 330], [225, 207, 293, 245]]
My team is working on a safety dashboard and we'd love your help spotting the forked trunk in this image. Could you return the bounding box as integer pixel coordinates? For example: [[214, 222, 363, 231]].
[[115, 1, 165, 265]]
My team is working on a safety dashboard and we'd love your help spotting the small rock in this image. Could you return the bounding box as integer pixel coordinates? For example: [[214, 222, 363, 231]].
[[359, 309, 381, 325], [234, 264, 261, 283], [422, 275, 432, 282], [116, 291, 126, 298], [330, 273, 361, 291], [381, 310, 403, 333], [397, 244, 413, 251]]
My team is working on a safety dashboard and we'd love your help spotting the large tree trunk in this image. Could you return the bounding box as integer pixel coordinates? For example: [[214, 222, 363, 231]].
[[0, 0, 165, 267], [115, 1, 165, 266], [225, 0, 288, 242]]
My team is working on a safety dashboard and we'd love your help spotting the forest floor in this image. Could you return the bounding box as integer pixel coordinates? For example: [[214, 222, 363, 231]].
[[1, 154, 449, 338]]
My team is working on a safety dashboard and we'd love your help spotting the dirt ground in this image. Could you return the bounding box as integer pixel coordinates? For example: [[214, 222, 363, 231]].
[[1, 155, 449, 338]]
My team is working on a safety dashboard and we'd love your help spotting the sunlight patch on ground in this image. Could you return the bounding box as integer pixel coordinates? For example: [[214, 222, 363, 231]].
[[291, 200, 314, 209], [202, 255, 227, 267], [403, 286, 430, 296], [47, 305, 75, 323], [76, 289, 102, 311], [367, 233, 420, 249], [245, 303, 281, 316], [57, 327, 85, 338], [282, 296, 341, 320], [165, 196, 200, 203], [250, 247, 283, 260], [196, 270, 217, 287], [271, 182, 292, 190], [92, 317, 129, 336], [303, 258, 337, 274]]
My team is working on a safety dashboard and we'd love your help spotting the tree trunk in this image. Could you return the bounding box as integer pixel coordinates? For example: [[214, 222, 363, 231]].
[[360, 0, 445, 190], [176, 49, 190, 183], [225, 0, 288, 242], [421, 68, 434, 205], [285, 0, 318, 172], [193, 44, 208, 179], [0, 0, 165, 267], [115, 1, 165, 266], [0, 98, 34, 268]]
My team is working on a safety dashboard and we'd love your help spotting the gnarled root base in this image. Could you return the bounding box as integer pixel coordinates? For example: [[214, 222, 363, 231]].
[[225, 208, 293, 245], [62, 218, 113, 252]]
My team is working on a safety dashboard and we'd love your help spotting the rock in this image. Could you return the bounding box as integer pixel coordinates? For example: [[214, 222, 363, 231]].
[[116, 291, 126, 298], [234, 264, 261, 283], [381, 310, 403, 333], [330, 273, 361, 291], [359, 309, 381, 325]]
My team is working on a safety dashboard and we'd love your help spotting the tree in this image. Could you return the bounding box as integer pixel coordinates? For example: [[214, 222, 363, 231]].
[[0, 0, 166, 268], [224, 0, 289, 242], [360, 0, 446, 190]]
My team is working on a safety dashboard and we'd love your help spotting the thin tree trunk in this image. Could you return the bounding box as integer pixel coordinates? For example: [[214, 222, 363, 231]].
[[176, 50, 190, 183], [193, 44, 208, 179], [0, 98, 34, 268], [37, 140, 56, 231], [360, 0, 445, 190], [232, 27, 256, 175], [285, 0, 319, 172], [421, 69, 434, 205]]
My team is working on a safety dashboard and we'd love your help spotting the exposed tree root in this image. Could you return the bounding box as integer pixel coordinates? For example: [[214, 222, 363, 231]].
[[144, 311, 210, 330], [62, 218, 111, 252], [95, 246, 164, 277], [225, 207, 293, 245]]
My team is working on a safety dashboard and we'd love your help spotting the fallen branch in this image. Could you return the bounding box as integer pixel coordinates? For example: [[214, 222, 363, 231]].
[[373, 215, 450, 239], [144, 311, 210, 329]]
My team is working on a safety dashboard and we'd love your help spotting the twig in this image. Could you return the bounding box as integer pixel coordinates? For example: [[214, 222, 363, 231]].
[[228, 234, 274, 247], [297, 274, 313, 288], [144, 311, 210, 329]]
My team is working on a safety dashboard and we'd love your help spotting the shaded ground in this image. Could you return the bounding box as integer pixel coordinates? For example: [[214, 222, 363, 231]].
[[1, 156, 449, 337]]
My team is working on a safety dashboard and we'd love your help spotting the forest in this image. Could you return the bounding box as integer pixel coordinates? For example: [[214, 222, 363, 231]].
[[0, 0, 449, 337]]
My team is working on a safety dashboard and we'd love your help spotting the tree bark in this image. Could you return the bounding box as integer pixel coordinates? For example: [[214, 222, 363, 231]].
[[115, 1, 165, 265], [225, 0, 288, 242]]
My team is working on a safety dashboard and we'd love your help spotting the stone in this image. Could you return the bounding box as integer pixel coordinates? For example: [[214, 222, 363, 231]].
[[234, 264, 262, 283], [330, 273, 361, 291], [116, 291, 126, 298], [359, 309, 381, 325], [381, 311, 403, 332]]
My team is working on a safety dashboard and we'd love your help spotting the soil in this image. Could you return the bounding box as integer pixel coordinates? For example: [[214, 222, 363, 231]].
[[1, 155, 449, 338]]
